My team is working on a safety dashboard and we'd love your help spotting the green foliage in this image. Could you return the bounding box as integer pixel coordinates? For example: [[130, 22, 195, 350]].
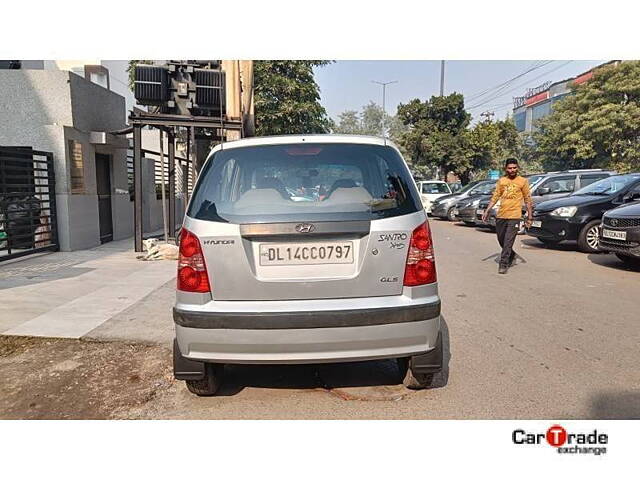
[[533, 61, 640, 173], [334, 101, 407, 139], [396, 93, 471, 181], [254, 61, 334, 136], [467, 118, 522, 178], [335, 110, 361, 134]]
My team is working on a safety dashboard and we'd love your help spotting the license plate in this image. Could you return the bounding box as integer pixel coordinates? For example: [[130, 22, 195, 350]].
[[476, 209, 484, 215], [531, 220, 542, 228], [602, 229, 627, 240], [259, 242, 354, 266]]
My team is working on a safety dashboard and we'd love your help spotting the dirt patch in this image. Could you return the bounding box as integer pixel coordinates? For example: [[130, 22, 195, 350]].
[[0, 336, 174, 419]]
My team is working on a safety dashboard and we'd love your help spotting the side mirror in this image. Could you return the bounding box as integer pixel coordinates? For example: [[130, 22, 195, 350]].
[[538, 187, 550, 195], [623, 192, 640, 203]]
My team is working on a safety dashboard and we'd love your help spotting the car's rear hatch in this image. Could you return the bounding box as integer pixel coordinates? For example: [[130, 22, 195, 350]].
[[184, 141, 425, 301]]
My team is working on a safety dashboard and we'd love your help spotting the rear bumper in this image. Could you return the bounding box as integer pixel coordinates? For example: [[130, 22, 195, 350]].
[[457, 206, 477, 223], [174, 301, 440, 329], [173, 298, 441, 365]]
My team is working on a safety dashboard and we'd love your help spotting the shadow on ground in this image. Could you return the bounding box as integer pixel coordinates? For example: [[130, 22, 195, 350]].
[[587, 253, 640, 273], [520, 238, 579, 252], [215, 317, 451, 399], [590, 391, 640, 419]]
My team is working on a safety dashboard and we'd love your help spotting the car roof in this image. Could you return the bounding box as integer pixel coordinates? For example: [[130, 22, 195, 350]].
[[418, 180, 447, 184], [209, 134, 399, 153]]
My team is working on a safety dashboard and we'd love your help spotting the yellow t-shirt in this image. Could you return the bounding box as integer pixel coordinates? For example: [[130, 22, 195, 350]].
[[490, 176, 532, 219]]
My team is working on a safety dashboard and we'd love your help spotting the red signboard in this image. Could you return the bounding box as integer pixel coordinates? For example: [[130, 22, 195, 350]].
[[572, 71, 594, 86], [525, 91, 549, 106]]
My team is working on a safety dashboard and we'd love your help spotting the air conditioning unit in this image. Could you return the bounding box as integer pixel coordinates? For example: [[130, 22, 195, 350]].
[[134, 65, 169, 105]]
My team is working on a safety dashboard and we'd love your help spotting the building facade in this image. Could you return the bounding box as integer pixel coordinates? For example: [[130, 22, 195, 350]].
[[512, 62, 619, 133], [0, 69, 132, 251], [0, 60, 254, 252]]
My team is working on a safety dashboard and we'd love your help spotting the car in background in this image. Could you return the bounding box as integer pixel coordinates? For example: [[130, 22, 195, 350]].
[[527, 173, 640, 253], [598, 201, 640, 269], [431, 180, 494, 221], [452, 182, 496, 226], [529, 169, 616, 205], [416, 180, 452, 213], [448, 182, 463, 193]]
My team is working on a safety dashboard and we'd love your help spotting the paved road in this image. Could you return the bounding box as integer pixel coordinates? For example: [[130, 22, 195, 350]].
[[121, 219, 640, 419], [2, 220, 639, 419]]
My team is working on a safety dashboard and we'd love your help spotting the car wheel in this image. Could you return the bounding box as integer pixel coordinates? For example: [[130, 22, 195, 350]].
[[446, 207, 456, 221], [577, 220, 601, 253], [185, 363, 224, 396], [397, 358, 435, 390], [615, 253, 640, 269]]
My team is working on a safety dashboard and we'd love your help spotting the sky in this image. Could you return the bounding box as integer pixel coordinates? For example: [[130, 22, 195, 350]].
[[314, 60, 605, 124]]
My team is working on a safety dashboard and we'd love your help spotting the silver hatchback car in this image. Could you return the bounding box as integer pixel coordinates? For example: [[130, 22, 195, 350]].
[[173, 135, 443, 395]]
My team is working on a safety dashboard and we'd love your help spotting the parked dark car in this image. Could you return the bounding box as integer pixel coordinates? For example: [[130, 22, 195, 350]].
[[527, 174, 640, 253], [452, 189, 494, 226], [430, 180, 493, 221], [599, 201, 640, 268]]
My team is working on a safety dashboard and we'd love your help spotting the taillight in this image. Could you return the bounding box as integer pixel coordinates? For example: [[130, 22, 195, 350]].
[[403, 221, 437, 286], [177, 229, 211, 293]]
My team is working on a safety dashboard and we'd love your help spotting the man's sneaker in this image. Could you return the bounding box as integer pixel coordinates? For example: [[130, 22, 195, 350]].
[[498, 265, 508, 274]]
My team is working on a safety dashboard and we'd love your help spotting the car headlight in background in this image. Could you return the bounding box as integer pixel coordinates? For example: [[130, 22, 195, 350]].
[[550, 206, 578, 217], [471, 198, 481, 207]]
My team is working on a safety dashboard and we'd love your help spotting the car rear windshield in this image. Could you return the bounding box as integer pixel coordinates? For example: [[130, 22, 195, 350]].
[[187, 143, 422, 223], [421, 182, 450, 194]]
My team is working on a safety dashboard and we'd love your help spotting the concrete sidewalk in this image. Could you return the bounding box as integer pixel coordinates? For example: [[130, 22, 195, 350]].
[[0, 238, 176, 343]]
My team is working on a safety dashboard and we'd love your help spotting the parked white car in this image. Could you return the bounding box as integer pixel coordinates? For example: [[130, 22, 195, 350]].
[[416, 181, 452, 213]]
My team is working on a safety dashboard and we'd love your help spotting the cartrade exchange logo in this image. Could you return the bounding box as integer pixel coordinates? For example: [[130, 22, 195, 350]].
[[512, 425, 608, 455]]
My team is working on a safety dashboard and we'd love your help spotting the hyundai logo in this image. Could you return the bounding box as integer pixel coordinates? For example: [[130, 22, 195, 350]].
[[610, 218, 618, 227], [295, 223, 316, 233]]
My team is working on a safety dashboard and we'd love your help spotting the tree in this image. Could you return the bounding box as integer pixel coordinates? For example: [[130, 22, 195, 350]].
[[396, 93, 471, 181], [466, 118, 523, 179], [254, 61, 333, 136], [533, 61, 640, 172], [333, 101, 408, 143], [335, 110, 361, 134]]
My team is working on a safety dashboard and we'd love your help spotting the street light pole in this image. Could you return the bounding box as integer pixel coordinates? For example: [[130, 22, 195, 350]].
[[440, 60, 445, 96], [372, 80, 398, 141]]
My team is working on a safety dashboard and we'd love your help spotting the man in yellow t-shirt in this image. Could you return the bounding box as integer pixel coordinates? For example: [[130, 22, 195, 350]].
[[482, 158, 533, 274]]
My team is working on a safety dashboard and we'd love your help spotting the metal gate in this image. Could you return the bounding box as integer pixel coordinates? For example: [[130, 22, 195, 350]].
[[0, 147, 58, 261]]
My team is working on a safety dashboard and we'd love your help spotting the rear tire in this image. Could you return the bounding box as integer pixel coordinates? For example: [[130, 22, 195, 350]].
[[616, 253, 640, 269], [397, 358, 435, 390], [577, 220, 601, 253], [446, 207, 456, 221], [185, 363, 224, 396]]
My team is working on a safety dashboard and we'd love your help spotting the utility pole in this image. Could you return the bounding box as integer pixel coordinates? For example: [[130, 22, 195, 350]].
[[440, 60, 445, 96], [372, 80, 398, 140], [480, 110, 495, 122]]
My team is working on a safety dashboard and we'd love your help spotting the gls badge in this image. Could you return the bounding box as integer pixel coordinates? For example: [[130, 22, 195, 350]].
[[380, 276, 398, 283]]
